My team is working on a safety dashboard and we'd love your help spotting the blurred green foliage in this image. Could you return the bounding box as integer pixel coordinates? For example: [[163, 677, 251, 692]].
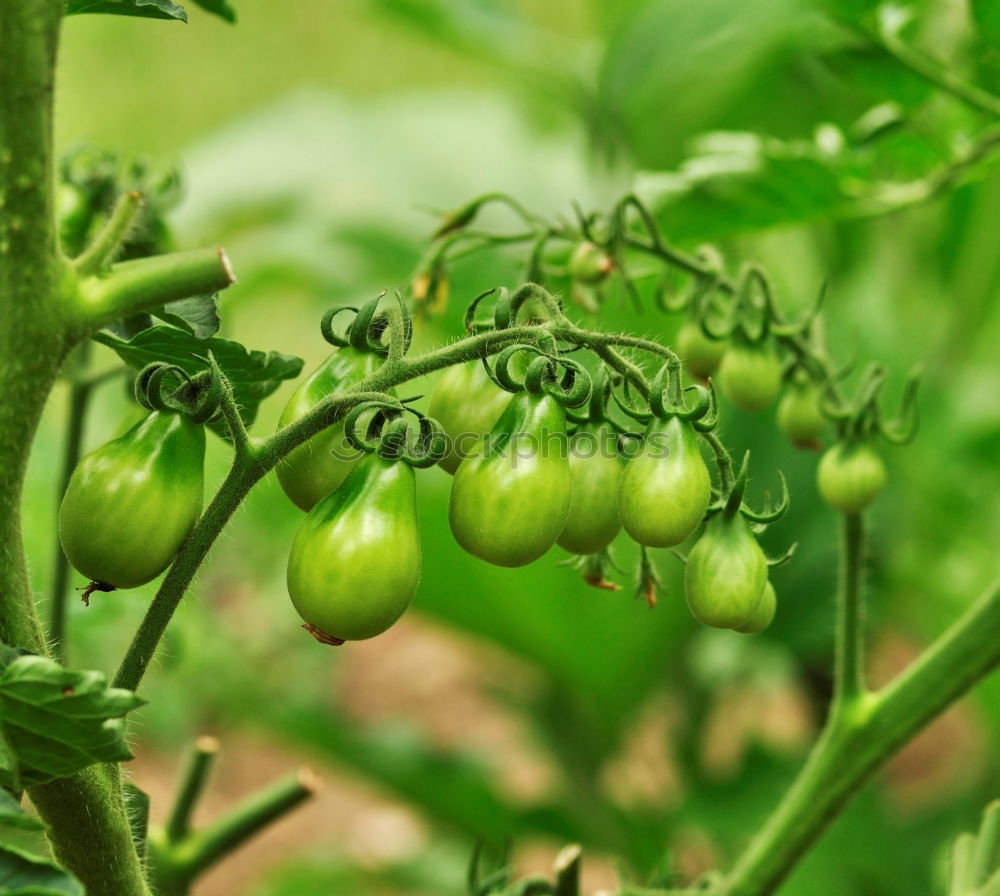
[[23, 0, 1000, 893]]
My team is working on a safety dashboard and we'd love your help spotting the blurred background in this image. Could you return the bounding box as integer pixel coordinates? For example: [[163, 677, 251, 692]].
[[20, 0, 1000, 892]]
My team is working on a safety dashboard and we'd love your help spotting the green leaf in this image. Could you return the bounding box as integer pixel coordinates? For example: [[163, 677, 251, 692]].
[[0, 656, 145, 790], [191, 0, 236, 22], [92, 325, 303, 431], [154, 294, 221, 339], [0, 790, 43, 833], [0, 843, 84, 896], [972, 0, 1000, 50], [65, 0, 188, 22]]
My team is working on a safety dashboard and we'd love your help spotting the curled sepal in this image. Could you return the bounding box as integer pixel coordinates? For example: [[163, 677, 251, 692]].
[[770, 280, 827, 338], [765, 541, 798, 568], [463, 286, 503, 335], [740, 470, 790, 525], [636, 546, 663, 609], [523, 355, 592, 408], [344, 292, 413, 359], [134, 361, 220, 424], [877, 364, 921, 445], [343, 399, 446, 469], [648, 361, 713, 423], [320, 305, 359, 348], [495, 282, 562, 330], [556, 548, 623, 593]]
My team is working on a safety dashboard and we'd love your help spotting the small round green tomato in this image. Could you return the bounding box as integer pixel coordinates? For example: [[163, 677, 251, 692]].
[[717, 342, 783, 412], [685, 512, 768, 630], [736, 581, 776, 634], [568, 241, 613, 284], [817, 440, 887, 513], [287, 453, 420, 642], [428, 361, 513, 475], [558, 424, 622, 555], [619, 416, 711, 548], [449, 392, 571, 567], [676, 319, 726, 379], [276, 347, 382, 512], [777, 379, 826, 449], [58, 412, 205, 589]]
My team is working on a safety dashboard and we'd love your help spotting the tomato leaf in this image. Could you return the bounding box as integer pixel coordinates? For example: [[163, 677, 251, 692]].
[[93, 325, 304, 431], [0, 656, 144, 790], [0, 844, 84, 896], [154, 294, 221, 339], [191, 0, 236, 22], [65, 0, 188, 22], [0, 790, 43, 833]]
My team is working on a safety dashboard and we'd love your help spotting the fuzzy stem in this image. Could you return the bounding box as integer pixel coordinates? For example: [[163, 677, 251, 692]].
[[165, 736, 220, 843], [73, 189, 144, 275]]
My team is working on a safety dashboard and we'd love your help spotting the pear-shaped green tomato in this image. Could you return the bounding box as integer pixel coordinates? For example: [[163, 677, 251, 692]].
[[287, 453, 420, 642], [428, 361, 513, 475], [277, 347, 382, 512], [58, 412, 205, 589], [717, 342, 783, 412], [777, 380, 826, 448], [568, 241, 613, 284], [685, 512, 768, 630], [736, 580, 776, 634], [619, 416, 711, 548], [817, 440, 887, 513], [677, 319, 726, 379], [449, 392, 571, 567], [558, 424, 622, 555]]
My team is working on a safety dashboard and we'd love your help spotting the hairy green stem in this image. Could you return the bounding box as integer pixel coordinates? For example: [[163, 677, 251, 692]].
[[721, 576, 1000, 896], [165, 736, 220, 843], [73, 189, 143, 275]]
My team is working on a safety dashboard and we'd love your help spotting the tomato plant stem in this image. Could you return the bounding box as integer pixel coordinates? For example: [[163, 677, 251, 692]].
[[164, 736, 221, 843], [833, 511, 867, 706]]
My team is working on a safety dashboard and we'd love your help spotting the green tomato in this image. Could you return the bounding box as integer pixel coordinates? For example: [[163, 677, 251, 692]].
[[287, 453, 420, 642], [58, 412, 205, 589], [276, 346, 382, 512], [558, 423, 622, 555], [736, 580, 776, 634], [777, 379, 826, 448], [676, 319, 726, 379], [717, 342, 782, 412], [428, 361, 513, 475], [449, 391, 571, 567], [568, 241, 613, 284], [817, 440, 887, 513], [685, 512, 768, 630], [619, 416, 711, 547]]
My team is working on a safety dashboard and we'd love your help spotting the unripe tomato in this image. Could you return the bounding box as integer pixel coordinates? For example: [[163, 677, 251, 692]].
[[619, 416, 711, 547], [736, 580, 776, 634], [558, 424, 622, 555], [817, 440, 886, 512], [685, 512, 768, 629], [428, 361, 512, 475], [276, 347, 381, 512], [449, 391, 571, 567], [717, 342, 782, 412], [568, 241, 613, 284], [676, 319, 726, 379], [59, 412, 205, 589], [777, 379, 826, 448], [287, 453, 420, 641]]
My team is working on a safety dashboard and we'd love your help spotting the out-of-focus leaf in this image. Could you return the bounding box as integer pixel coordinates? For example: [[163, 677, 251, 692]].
[[93, 325, 303, 431], [191, 0, 235, 23], [65, 0, 187, 21], [0, 656, 144, 790], [972, 0, 1000, 51], [0, 844, 83, 896], [0, 791, 43, 833], [153, 294, 221, 339]]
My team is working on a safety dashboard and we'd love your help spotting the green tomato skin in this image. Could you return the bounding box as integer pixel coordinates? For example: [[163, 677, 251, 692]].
[[428, 361, 513, 475], [276, 347, 382, 512], [677, 319, 726, 379], [777, 381, 826, 447], [817, 441, 887, 513], [568, 241, 612, 284], [287, 453, 420, 641], [685, 512, 768, 630], [717, 343, 783, 412], [736, 581, 776, 634], [557, 424, 622, 555], [619, 416, 711, 548], [449, 392, 571, 567], [58, 412, 205, 589]]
